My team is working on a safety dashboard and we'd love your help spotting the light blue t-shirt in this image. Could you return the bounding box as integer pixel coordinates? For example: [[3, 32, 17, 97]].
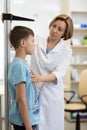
[[8, 57, 39, 126]]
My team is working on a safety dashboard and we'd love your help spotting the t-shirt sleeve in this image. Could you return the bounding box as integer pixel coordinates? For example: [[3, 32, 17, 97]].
[[12, 63, 26, 86]]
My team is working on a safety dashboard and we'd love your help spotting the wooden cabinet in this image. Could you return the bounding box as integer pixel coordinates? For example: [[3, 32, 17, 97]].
[[65, 0, 87, 121], [69, 0, 87, 95], [70, 46, 87, 96]]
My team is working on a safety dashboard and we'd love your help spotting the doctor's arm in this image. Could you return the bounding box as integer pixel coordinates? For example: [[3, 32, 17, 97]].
[[31, 72, 57, 84], [31, 50, 72, 84]]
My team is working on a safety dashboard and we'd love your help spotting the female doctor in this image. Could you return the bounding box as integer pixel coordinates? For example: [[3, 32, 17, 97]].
[[30, 14, 73, 130]]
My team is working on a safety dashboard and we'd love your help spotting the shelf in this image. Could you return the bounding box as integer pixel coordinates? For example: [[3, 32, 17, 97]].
[[71, 11, 87, 14], [71, 64, 87, 66], [71, 45, 87, 49], [74, 28, 87, 31], [71, 11, 87, 25], [70, 0, 87, 96], [71, 80, 79, 84]]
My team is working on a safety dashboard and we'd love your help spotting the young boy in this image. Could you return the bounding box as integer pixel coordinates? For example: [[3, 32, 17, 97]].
[[8, 26, 39, 130]]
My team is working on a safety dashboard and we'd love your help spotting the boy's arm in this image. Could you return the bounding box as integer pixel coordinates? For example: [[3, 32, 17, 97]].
[[16, 82, 32, 130]]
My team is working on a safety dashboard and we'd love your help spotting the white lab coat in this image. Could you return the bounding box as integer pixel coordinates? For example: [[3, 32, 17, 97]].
[[30, 36, 72, 130]]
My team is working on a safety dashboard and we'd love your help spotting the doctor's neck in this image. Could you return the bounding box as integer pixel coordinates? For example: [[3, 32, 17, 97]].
[[47, 37, 60, 47]]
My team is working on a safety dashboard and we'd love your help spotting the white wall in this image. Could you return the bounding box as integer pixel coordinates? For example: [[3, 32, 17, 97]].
[[10, 0, 68, 36], [70, 0, 87, 11], [10, 0, 70, 64]]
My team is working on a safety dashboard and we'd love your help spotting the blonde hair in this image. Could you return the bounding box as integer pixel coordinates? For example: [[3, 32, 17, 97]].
[[49, 14, 73, 40]]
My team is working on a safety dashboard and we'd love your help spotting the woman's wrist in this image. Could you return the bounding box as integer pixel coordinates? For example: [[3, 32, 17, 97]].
[[39, 73, 57, 83]]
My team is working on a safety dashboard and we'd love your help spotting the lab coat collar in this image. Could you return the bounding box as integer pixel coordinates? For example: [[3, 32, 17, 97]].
[[39, 36, 48, 53], [50, 39, 64, 53], [39, 38, 64, 53]]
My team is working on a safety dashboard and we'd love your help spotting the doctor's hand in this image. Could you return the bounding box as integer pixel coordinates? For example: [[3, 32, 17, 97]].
[[31, 73, 42, 84], [31, 73, 57, 84]]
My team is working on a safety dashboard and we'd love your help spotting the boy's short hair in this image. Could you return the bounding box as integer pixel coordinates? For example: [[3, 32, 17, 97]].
[[49, 14, 73, 40], [9, 26, 34, 49]]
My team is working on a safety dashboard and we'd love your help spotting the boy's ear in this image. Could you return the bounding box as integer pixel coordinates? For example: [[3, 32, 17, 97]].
[[20, 39, 26, 47]]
